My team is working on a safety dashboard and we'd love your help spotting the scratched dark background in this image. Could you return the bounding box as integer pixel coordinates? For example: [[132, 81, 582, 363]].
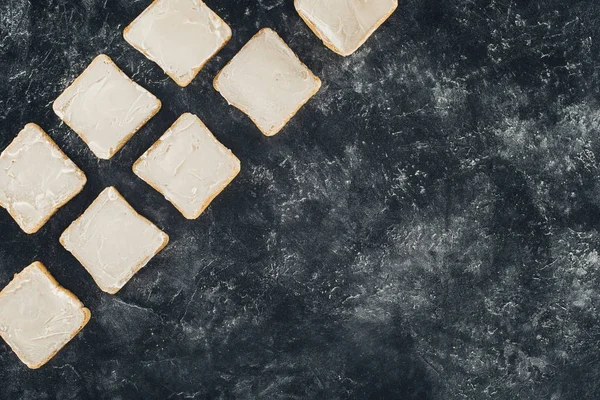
[[1, 0, 600, 398]]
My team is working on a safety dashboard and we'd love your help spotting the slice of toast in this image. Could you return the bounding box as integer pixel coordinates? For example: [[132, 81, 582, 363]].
[[0, 262, 90, 369], [133, 113, 240, 219], [0, 123, 86, 234], [214, 28, 321, 136], [294, 0, 398, 56], [60, 187, 169, 294], [124, 0, 232, 87], [53, 54, 161, 160]]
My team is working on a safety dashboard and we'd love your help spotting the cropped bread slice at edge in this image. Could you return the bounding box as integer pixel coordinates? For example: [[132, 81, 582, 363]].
[[123, 0, 232, 87], [132, 113, 241, 220], [59, 187, 170, 294], [0, 123, 87, 234], [213, 28, 322, 137], [294, 0, 398, 56], [0, 261, 90, 369]]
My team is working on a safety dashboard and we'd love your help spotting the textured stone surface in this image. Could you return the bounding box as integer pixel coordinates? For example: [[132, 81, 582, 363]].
[[1, 0, 599, 398]]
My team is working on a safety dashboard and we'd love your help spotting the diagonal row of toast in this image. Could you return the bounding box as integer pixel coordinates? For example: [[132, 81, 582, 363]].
[[0, 0, 397, 369]]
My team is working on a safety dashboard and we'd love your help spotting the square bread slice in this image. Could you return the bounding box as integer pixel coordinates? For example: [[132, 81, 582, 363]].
[[0, 123, 86, 234], [294, 0, 398, 56], [124, 0, 232, 87], [213, 28, 321, 136], [53, 54, 162, 160], [133, 113, 240, 219], [0, 261, 90, 369], [60, 187, 169, 294]]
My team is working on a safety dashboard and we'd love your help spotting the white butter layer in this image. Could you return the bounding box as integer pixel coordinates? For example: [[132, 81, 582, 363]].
[[214, 28, 321, 136], [0, 262, 89, 369], [133, 113, 240, 219], [53, 54, 161, 160], [0, 123, 86, 234], [295, 0, 398, 56], [60, 187, 168, 294], [124, 0, 231, 87]]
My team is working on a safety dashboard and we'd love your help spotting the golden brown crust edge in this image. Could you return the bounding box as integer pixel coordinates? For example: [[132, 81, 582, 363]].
[[294, 0, 399, 57], [53, 54, 162, 160], [59, 187, 169, 294], [0, 123, 87, 235], [52, 54, 107, 149], [29, 261, 91, 369], [59, 205, 106, 292], [59, 188, 117, 293], [0, 262, 90, 369], [123, 0, 233, 87], [294, 1, 347, 56], [188, 164, 240, 219], [132, 114, 241, 220], [122, 0, 163, 36], [111, 188, 169, 293], [169, 9, 232, 87], [185, 115, 241, 219], [213, 28, 322, 137], [94, 56, 162, 159]]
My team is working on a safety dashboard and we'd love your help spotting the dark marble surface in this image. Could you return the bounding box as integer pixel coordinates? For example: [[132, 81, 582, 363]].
[[1, 0, 600, 398]]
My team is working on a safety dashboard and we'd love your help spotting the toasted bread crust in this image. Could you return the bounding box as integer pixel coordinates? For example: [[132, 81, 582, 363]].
[[59, 187, 169, 294], [213, 28, 321, 136], [294, 0, 398, 56], [0, 262, 90, 369], [132, 114, 241, 219], [0, 123, 87, 234], [52, 55, 161, 160], [123, 0, 232, 87]]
